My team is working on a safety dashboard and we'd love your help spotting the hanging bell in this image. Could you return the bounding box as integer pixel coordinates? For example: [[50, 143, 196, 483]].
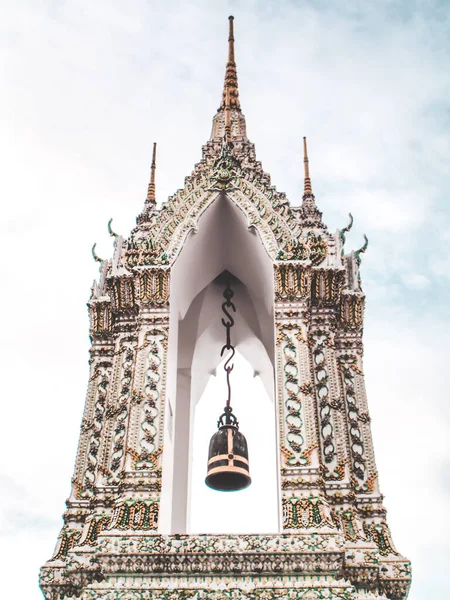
[[205, 410, 251, 492], [206, 275, 251, 492]]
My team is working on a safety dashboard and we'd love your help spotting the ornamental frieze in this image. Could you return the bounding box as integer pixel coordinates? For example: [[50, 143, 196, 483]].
[[80, 365, 111, 498], [339, 293, 365, 329], [96, 532, 346, 555], [311, 269, 345, 307], [52, 528, 82, 561], [209, 142, 240, 191], [274, 264, 310, 301], [94, 551, 344, 576], [275, 323, 318, 470], [39, 583, 370, 600], [107, 270, 171, 313], [276, 232, 328, 264], [363, 522, 398, 557], [334, 508, 365, 542], [137, 269, 170, 306], [45, 527, 409, 600], [109, 500, 159, 531], [126, 238, 170, 268], [282, 495, 336, 530], [89, 300, 113, 338], [125, 327, 168, 475], [309, 330, 337, 466], [110, 276, 136, 311]]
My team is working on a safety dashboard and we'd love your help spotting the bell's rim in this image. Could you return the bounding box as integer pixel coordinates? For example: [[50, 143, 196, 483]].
[[205, 469, 251, 492]]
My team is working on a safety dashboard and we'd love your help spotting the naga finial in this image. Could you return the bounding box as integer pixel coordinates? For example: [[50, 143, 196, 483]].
[[340, 213, 354, 259], [91, 243, 104, 264], [340, 213, 354, 243], [108, 218, 119, 239], [355, 234, 369, 264]]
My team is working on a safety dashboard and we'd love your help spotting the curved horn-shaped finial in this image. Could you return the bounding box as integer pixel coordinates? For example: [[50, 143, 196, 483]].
[[355, 234, 368, 264], [91, 243, 104, 264], [108, 218, 119, 239], [339, 213, 354, 258], [340, 213, 354, 240]]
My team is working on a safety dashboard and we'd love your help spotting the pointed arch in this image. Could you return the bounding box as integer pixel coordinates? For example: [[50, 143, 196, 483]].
[[161, 192, 279, 534]]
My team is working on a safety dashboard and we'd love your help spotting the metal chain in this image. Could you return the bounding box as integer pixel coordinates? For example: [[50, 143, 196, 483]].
[[218, 277, 238, 427]]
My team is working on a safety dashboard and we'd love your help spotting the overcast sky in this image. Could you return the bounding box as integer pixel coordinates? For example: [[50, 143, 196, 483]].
[[1, 1, 449, 599]]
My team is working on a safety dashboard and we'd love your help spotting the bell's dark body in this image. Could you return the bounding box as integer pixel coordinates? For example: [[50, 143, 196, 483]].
[[205, 425, 251, 491]]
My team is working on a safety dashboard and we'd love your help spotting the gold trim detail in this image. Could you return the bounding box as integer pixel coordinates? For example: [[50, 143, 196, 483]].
[[208, 454, 249, 466], [206, 465, 250, 478]]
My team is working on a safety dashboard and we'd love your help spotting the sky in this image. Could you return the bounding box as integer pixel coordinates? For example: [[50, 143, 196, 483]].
[[1, 0, 450, 598]]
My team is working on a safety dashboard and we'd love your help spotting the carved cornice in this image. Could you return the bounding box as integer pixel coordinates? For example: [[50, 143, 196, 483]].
[[95, 550, 344, 575]]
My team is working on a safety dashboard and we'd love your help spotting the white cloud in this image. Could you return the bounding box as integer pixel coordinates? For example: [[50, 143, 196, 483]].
[[401, 273, 431, 289]]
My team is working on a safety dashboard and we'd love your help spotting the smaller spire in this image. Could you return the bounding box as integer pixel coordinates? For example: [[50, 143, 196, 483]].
[[300, 136, 323, 227], [303, 137, 313, 197], [146, 142, 157, 205]]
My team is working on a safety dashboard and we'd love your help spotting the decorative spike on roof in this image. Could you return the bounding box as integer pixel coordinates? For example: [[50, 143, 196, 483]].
[[300, 137, 323, 227], [146, 142, 157, 205], [303, 136, 313, 197], [210, 17, 247, 141], [219, 16, 241, 111]]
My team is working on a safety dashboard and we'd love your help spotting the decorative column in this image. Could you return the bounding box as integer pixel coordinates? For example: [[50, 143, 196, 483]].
[[335, 253, 398, 558], [115, 268, 170, 531], [308, 267, 351, 485], [274, 263, 336, 532], [53, 262, 115, 559]]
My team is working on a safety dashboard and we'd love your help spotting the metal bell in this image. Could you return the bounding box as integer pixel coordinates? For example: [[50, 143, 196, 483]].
[[205, 422, 251, 492], [205, 274, 251, 492]]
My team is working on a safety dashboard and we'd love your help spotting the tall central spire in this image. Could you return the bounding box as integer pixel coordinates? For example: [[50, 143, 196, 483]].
[[220, 16, 241, 111], [210, 17, 247, 141]]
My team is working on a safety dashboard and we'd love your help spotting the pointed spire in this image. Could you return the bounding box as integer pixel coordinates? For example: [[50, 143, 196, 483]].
[[210, 16, 247, 141], [220, 16, 241, 111], [146, 142, 157, 205], [300, 137, 323, 227], [303, 137, 313, 197]]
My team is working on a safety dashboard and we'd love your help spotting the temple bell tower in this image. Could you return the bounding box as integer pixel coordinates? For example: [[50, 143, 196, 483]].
[[40, 16, 411, 600]]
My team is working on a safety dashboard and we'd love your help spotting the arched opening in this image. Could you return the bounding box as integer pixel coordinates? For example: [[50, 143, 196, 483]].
[[190, 350, 278, 533], [160, 192, 279, 534]]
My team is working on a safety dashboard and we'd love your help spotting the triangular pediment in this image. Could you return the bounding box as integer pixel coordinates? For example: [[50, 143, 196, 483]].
[[125, 142, 336, 270]]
